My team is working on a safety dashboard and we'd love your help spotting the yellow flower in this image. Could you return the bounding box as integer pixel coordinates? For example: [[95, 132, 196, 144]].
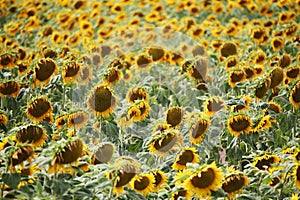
[[130, 173, 155, 196], [222, 171, 249, 199], [0, 81, 20, 98], [171, 189, 192, 200], [34, 58, 58, 86], [294, 163, 300, 189], [183, 162, 223, 198], [27, 97, 53, 123], [150, 170, 167, 192], [62, 61, 81, 84], [252, 115, 276, 133], [189, 116, 210, 144], [227, 114, 252, 137], [253, 154, 280, 171], [16, 125, 47, 148], [204, 97, 226, 117], [289, 80, 300, 109], [228, 69, 246, 87], [172, 147, 200, 170], [126, 87, 148, 103], [67, 110, 89, 129]]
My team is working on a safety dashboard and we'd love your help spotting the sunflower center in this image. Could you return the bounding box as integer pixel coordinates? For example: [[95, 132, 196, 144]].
[[207, 99, 224, 112], [230, 71, 244, 82], [153, 133, 176, 152], [166, 109, 182, 127], [106, 69, 119, 83], [137, 55, 151, 68], [89, 87, 116, 112], [177, 150, 194, 165], [116, 171, 136, 187], [148, 47, 164, 61], [287, 68, 299, 79], [134, 176, 150, 190], [273, 40, 282, 48], [191, 168, 215, 188], [222, 174, 245, 193], [255, 157, 274, 170], [173, 190, 187, 200], [65, 62, 80, 77], [230, 117, 250, 132], [296, 166, 300, 180], [220, 43, 237, 58], [70, 114, 85, 125], [28, 98, 51, 118], [56, 139, 83, 164], [35, 59, 56, 81], [0, 54, 13, 66], [153, 172, 162, 186]]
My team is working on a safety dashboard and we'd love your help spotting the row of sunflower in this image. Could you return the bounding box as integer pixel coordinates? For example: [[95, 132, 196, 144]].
[[0, 0, 300, 199]]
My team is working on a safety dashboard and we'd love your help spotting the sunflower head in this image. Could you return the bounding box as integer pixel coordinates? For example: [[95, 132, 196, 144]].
[[149, 129, 183, 155], [130, 173, 155, 196], [190, 116, 210, 144], [0, 113, 8, 126], [184, 162, 223, 199], [252, 115, 276, 133], [136, 54, 152, 70], [204, 97, 226, 117], [253, 154, 280, 171], [294, 163, 300, 189], [62, 61, 80, 84], [10, 145, 34, 167], [126, 87, 148, 103], [268, 67, 284, 88], [34, 58, 58, 86], [151, 170, 167, 192], [16, 125, 47, 147], [67, 110, 88, 129], [172, 147, 200, 170], [171, 189, 192, 200], [289, 80, 300, 109], [27, 96, 53, 123], [87, 85, 117, 118], [222, 171, 249, 199], [255, 77, 271, 99], [228, 69, 246, 87], [227, 113, 252, 137], [220, 42, 237, 58], [91, 142, 114, 165], [166, 107, 184, 128], [146, 46, 165, 62]]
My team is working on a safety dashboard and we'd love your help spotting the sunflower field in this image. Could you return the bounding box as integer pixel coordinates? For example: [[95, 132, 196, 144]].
[[0, 0, 300, 199]]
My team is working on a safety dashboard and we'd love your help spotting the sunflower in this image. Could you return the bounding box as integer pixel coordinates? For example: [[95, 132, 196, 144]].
[[271, 37, 284, 51], [292, 193, 299, 200], [166, 107, 184, 128], [126, 87, 149, 103], [48, 139, 83, 173], [172, 147, 200, 170], [253, 154, 280, 170], [254, 65, 265, 77], [242, 66, 256, 81], [149, 129, 183, 155], [228, 69, 246, 87], [268, 101, 282, 113], [130, 173, 155, 196], [227, 114, 252, 137], [204, 97, 226, 117], [0, 81, 20, 98], [87, 85, 117, 118], [231, 96, 252, 112], [147, 46, 165, 62], [151, 170, 167, 192], [171, 189, 192, 200], [220, 42, 237, 58], [16, 125, 47, 147], [103, 68, 121, 86], [62, 61, 80, 84], [295, 163, 300, 189], [34, 58, 58, 86], [27, 97, 53, 123], [127, 100, 151, 122], [222, 172, 249, 199], [55, 114, 68, 129], [255, 78, 271, 99], [67, 111, 88, 129], [253, 115, 276, 133], [268, 67, 284, 88], [251, 28, 266, 44], [190, 116, 210, 144], [289, 81, 300, 109], [91, 142, 114, 165], [254, 51, 266, 65], [286, 66, 300, 81], [225, 56, 238, 70], [77, 64, 92, 84], [211, 40, 223, 51], [278, 54, 292, 68], [136, 54, 152, 70], [184, 162, 223, 198], [0, 113, 8, 125], [10, 145, 34, 168]]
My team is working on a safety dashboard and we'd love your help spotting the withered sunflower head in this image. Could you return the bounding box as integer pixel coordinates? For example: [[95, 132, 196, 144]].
[[0, 81, 20, 98], [34, 58, 58, 86], [126, 87, 148, 103], [16, 125, 47, 147], [92, 142, 114, 165], [166, 107, 184, 128], [27, 96, 53, 123], [87, 85, 117, 118], [204, 97, 226, 116], [54, 139, 83, 165]]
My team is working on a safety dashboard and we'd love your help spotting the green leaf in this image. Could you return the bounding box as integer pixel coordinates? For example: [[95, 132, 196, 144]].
[[2, 173, 21, 189]]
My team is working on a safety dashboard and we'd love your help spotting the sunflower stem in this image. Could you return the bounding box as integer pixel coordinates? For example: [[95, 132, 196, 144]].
[[62, 84, 65, 111]]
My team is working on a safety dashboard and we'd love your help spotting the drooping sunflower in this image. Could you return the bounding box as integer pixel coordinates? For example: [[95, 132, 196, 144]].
[[228, 69, 246, 87], [255, 77, 271, 99], [0, 81, 20, 98], [126, 87, 148, 103], [220, 42, 237, 58], [103, 68, 121, 86], [130, 173, 155, 196], [150, 170, 167, 192], [242, 66, 256, 81], [136, 54, 152, 70], [0, 53, 15, 69], [183, 162, 223, 199], [48, 139, 83, 173], [166, 107, 184, 128], [286, 66, 300, 81], [127, 100, 151, 122], [289, 80, 300, 109], [91, 142, 114, 165], [27, 96, 53, 123], [149, 129, 183, 155], [190, 116, 210, 144], [294, 163, 300, 189], [67, 110, 88, 129], [227, 114, 252, 137], [62, 61, 80, 84], [222, 171, 249, 199], [278, 54, 292, 68], [172, 147, 200, 170], [268, 67, 284, 88], [187, 58, 208, 80], [146, 46, 165, 62], [34, 58, 58, 86], [204, 97, 226, 117], [16, 125, 47, 148], [231, 96, 252, 112], [87, 85, 117, 118], [252, 115, 276, 133], [268, 101, 282, 114], [253, 154, 280, 171], [10, 145, 34, 168], [225, 56, 238, 70], [251, 27, 266, 44]]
